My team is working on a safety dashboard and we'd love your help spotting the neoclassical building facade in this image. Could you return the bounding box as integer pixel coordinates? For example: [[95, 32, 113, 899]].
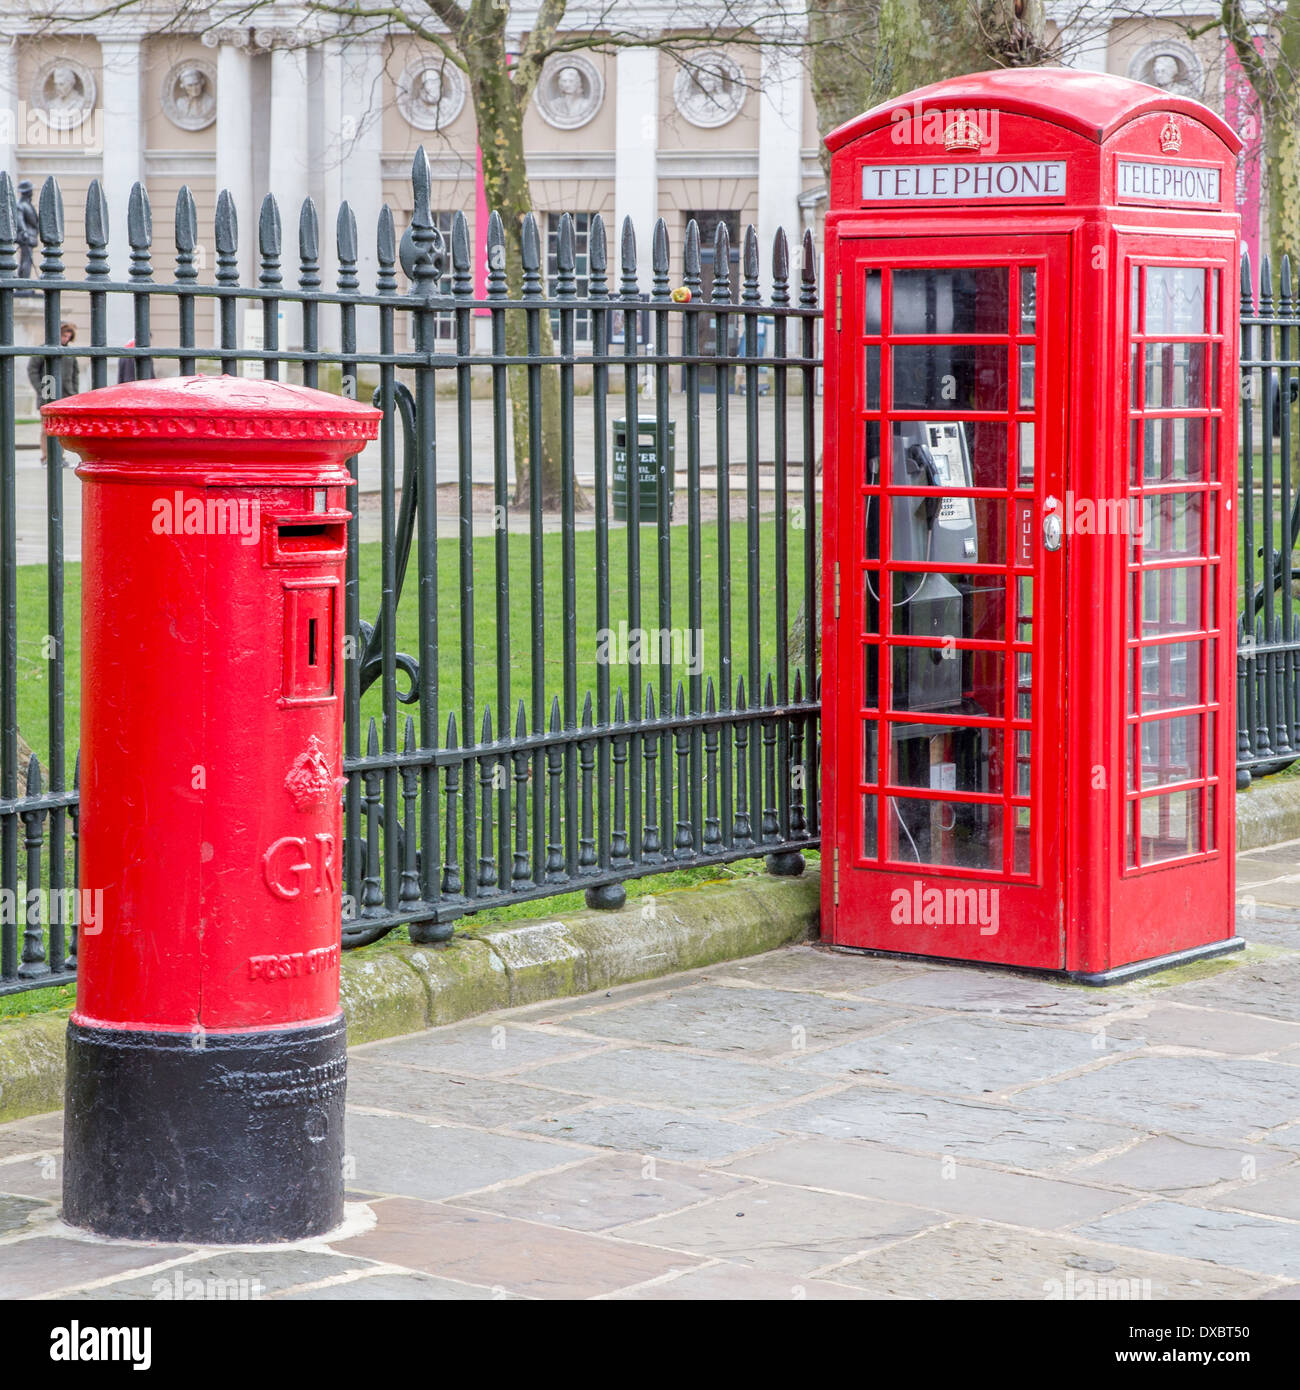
[[0, 2, 1273, 351]]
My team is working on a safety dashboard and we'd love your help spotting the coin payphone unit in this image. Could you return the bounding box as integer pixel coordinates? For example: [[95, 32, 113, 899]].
[[821, 70, 1243, 983]]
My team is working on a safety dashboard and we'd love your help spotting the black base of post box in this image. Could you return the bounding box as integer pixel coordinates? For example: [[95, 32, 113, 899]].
[[62, 1014, 346, 1243], [832, 936, 1245, 988]]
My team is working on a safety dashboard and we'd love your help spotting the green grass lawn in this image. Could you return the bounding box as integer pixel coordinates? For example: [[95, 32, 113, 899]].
[[12, 516, 813, 783], [4, 515, 816, 1010]]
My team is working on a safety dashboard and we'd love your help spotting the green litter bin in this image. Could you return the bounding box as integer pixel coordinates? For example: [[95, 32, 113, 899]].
[[612, 418, 676, 521]]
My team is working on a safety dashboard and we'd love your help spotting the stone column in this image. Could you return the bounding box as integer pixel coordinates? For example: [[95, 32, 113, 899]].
[[98, 37, 143, 346], [338, 37, 384, 353], [757, 39, 803, 292], [0, 36, 18, 179], [207, 29, 255, 336], [264, 36, 311, 230], [615, 46, 658, 253]]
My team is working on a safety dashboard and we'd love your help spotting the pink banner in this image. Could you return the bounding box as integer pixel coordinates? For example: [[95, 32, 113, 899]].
[[1224, 37, 1265, 278], [474, 145, 489, 314]]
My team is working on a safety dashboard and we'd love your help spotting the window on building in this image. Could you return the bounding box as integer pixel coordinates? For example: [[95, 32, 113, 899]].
[[546, 212, 593, 341]]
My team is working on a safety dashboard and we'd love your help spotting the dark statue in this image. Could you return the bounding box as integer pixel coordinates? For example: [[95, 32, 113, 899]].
[[16, 179, 38, 289]]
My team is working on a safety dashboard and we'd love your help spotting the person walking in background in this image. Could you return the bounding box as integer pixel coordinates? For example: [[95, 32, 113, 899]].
[[27, 321, 80, 465], [117, 339, 136, 385]]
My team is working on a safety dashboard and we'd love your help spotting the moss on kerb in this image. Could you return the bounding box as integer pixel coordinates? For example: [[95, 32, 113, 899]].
[[0, 1013, 67, 1124], [0, 870, 822, 1121]]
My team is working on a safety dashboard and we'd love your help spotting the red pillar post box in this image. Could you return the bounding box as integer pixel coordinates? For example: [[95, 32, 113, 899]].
[[821, 71, 1244, 983], [47, 375, 381, 1241]]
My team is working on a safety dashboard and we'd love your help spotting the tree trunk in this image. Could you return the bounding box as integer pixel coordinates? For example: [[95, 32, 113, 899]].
[[468, 36, 588, 511], [1267, 10, 1300, 265]]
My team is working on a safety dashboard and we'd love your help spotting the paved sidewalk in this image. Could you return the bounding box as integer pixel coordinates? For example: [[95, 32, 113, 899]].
[[2, 842, 1299, 1300]]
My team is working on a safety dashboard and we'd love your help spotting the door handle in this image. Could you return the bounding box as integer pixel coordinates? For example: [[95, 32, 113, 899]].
[[1042, 495, 1062, 552]]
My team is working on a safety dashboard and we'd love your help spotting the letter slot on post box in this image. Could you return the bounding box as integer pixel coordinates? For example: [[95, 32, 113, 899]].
[[45, 375, 381, 1243], [821, 71, 1244, 983]]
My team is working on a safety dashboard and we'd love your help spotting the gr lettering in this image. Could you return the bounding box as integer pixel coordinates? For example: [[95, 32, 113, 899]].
[[262, 833, 337, 900]]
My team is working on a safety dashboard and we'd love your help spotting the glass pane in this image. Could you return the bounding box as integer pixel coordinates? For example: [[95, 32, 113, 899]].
[[1143, 417, 1206, 482], [1141, 492, 1205, 560], [887, 497, 1006, 568], [1019, 268, 1037, 333], [1144, 267, 1207, 335], [1130, 266, 1141, 334], [1018, 346, 1035, 408], [890, 572, 1006, 647], [887, 794, 1002, 871], [888, 725, 1002, 796], [1144, 342, 1208, 408], [893, 344, 1008, 411], [1140, 788, 1203, 862], [1018, 421, 1035, 486], [891, 266, 1009, 335], [1140, 714, 1203, 787], [865, 270, 882, 335], [862, 643, 880, 709], [1013, 805, 1032, 873], [1140, 566, 1204, 636], [1139, 641, 1202, 712], [1014, 728, 1032, 797], [862, 794, 878, 857], [888, 419, 1007, 490], [861, 721, 878, 784], [889, 645, 1005, 717], [1017, 576, 1033, 634], [865, 420, 882, 484], [865, 345, 881, 410]]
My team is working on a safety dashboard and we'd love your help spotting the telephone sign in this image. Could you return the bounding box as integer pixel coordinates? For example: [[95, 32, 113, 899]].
[[821, 70, 1243, 983]]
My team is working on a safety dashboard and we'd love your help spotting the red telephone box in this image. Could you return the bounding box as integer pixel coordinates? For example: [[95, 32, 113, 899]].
[[821, 70, 1243, 983]]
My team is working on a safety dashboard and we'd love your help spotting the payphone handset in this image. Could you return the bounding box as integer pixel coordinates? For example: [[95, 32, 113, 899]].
[[890, 421, 978, 568]]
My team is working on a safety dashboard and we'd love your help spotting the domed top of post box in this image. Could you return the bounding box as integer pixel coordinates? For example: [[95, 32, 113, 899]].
[[44, 374, 382, 478], [826, 68, 1241, 153]]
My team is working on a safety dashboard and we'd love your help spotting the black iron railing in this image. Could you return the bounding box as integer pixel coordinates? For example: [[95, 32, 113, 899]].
[[1238, 252, 1300, 785], [0, 151, 821, 993]]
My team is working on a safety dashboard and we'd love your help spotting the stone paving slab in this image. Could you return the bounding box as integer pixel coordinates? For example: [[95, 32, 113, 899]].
[[0, 1233, 187, 1299], [517, 1103, 786, 1162], [850, 970, 1125, 1020], [793, 1014, 1137, 1095], [1158, 951, 1300, 1024], [520, 1044, 830, 1112], [343, 1112, 579, 1201], [0, 1194, 52, 1237], [448, 1152, 751, 1232], [606, 1263, 865, 1299], [1208, 1168, 1300, 1222], [357, 1022, 609, 1077], [545, 983, 910, 1056], [828, 1222, 1274, 1299], [723, 1137, 1134, 1228], [1079, 1135, 1297, 1197], [345, 1058, 585, 1128], [1098, 1004, 1300, 1055], [276, 1270, 513, 1300], [1232, 905, 1300, 949], [707, 950, 940, 995], [757, 1084, 1141, 1170], [329, 1195, 702, 1299], [0, 1116, 62, 1161], [56, 1250, 376, 1301], [1016, 1055, 1300, 1139], [611, 1182, 943, 1277], [1077, 1202, 1300, 1281]]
